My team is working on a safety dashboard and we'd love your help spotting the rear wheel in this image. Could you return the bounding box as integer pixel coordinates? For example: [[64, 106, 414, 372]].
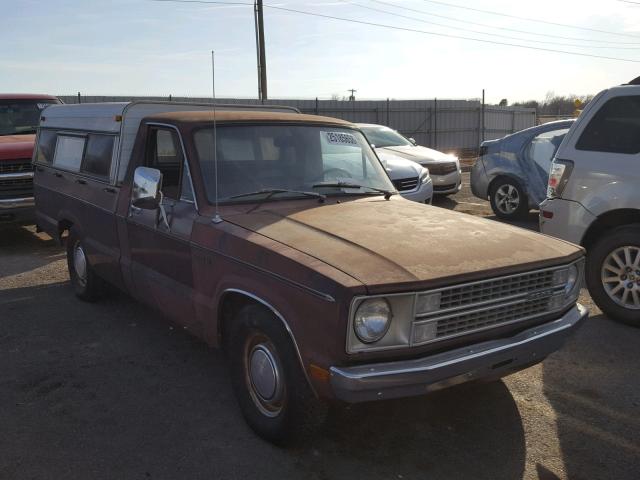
[[586, 225, 640, 327], [66, 229, 105, 302], [489, 178, 529, 220], [226, 304, 327, 444]]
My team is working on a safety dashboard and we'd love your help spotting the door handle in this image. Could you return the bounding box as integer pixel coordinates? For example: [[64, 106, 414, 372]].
[[54, 172, 63, 178], [76, 179, 87, 185], [103, 187, 117, 194]]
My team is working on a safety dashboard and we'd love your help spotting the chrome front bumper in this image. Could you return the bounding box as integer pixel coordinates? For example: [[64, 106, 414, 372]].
[[330, 303, 587, 403], [0, 196, 35, 210]]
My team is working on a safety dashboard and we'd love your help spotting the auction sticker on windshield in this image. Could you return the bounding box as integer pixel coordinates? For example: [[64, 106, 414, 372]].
[[325, 131, 358, 146]]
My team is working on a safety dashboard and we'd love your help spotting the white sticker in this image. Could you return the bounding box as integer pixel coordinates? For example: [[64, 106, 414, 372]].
[[325, 131, 358, 146]]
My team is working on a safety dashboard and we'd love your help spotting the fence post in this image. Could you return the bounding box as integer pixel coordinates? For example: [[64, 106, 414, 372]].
[[315, 97, 319, 115], [77, 92, 81, 104], [375, 107, 379, 123], [433, 98, 438, 150], [511, 110, 516, 133], [169, 94, 172, 102], [477, 106, 482, 150], [481, 89, 485, 142], [386, 98, 390, 125]]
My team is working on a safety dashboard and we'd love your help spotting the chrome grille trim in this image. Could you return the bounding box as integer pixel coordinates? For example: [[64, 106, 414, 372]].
[[392, 177, 419, 192]]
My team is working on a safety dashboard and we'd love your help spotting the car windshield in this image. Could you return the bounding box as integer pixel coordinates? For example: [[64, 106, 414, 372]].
[[360, 125, 412, 148], [193, 124, 394, 203], [0, 99, 59, 136]]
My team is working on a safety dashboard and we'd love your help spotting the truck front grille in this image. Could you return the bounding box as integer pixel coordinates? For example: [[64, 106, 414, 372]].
[[0, 159, 34, 195], [0, 159, 33, 175], [411, 264, 580, 345]]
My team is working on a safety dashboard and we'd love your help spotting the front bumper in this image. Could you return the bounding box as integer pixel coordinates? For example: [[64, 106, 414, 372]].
[[0, 196, 35, 223], [330, 303, 587, 403], [430, 169, 462, 194], [399, 178, 433, 204]]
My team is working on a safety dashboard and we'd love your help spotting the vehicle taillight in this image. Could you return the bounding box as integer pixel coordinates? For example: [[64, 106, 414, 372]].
[[547, 160, 574, 198]]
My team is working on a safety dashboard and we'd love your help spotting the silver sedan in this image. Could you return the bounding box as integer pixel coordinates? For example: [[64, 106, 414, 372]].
[[358, 123, 461, 195]]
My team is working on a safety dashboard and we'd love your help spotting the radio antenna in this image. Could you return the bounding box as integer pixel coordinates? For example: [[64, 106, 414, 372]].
[[211, 50, 222, 224]]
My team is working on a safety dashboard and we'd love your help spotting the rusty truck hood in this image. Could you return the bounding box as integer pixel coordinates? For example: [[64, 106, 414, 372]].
[[0, 134, 35, 161], [224, 197, 582, 293]]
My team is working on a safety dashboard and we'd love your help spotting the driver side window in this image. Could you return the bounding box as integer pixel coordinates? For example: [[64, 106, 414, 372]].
[[146, 127, 193, 202]]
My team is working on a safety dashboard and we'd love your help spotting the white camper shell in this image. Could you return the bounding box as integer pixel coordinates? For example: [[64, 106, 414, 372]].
[[38, 101, 299, 184]]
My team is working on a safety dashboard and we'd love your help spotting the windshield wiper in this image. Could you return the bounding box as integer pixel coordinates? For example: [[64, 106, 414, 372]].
[[229, 189, 326, 213], [229, 188, 325, 201], [311, 182, 396, 200]]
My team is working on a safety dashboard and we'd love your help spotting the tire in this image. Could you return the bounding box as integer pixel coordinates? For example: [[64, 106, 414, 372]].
[[66, 228, 105, 302], [226, 304, 327, 444], [586, 225, 640, 327], [489, 178, 529, 220]]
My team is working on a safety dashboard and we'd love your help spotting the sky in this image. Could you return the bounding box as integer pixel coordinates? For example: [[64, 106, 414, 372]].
[[2, 0, 639, 103]]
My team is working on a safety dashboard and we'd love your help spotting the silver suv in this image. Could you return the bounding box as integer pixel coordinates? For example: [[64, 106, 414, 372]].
[[540, 78, 640, 327]]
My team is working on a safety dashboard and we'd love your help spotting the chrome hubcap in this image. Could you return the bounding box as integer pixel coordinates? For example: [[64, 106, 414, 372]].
[[495, 184, 520, 214], [245, 338, 284, 417], [73, 243, 88, 287], [601, 246, 640, 310]]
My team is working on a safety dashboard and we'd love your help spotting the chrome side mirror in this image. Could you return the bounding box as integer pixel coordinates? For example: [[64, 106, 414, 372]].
[[132, 167, 162, 210], [408, 137, 417, 146]]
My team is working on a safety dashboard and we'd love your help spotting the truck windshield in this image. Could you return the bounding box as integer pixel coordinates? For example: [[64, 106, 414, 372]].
[[0, 99, 59, 136], [359, 126, 412, 148], [193, 124, 394, 203]]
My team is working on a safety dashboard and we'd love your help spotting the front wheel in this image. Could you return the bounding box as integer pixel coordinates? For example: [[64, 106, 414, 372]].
[[227, 304, 327, 444], [586, 225, 640, 327], [489, 178, 529, 220]]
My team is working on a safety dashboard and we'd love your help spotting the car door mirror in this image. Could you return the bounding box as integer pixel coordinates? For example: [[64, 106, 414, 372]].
[[408, 137, 417, 146], [132, 166, 163, 210]]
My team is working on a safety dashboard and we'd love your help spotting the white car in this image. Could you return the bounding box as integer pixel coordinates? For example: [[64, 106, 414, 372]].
[[358, 123, 462, 195], [540, 77, 640, 327], [377, 150, 433, 204]]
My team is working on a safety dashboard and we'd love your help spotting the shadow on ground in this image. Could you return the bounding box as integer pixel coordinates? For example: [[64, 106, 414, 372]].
[[543, 314, 640, 479], [1, 281, 527, 480], [0, 225, 63, 279]]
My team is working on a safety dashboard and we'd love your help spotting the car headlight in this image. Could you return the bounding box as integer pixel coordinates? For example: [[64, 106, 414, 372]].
[[550, 260, 584, 309], [420, 167, 430, 183], [353, 298, 392, 343]]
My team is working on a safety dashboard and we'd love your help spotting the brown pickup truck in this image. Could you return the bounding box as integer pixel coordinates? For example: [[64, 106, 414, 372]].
[[34, 102, 587, 443], [0, 94, 59, 222]]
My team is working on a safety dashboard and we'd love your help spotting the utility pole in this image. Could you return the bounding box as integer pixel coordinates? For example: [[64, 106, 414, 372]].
[[254, 0, 268, 101], [348, 89, 357, 101]]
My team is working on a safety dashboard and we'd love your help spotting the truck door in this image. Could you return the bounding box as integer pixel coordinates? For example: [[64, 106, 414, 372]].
[[125, 124, 198, 327]]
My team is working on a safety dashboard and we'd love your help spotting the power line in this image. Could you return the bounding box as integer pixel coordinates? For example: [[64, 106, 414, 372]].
[[417, 0, 640, 39], [147, 0, 640, 63], [354, 2, 640, 50], [370, 0, 640, 45]]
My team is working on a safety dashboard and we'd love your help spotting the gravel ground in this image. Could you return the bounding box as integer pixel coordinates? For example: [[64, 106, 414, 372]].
[[1, 175, 639, 480]]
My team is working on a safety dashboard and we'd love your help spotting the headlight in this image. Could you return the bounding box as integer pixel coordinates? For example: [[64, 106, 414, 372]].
[[420, 167, 430, 183], [354, 298, 392, 343], [565, 264, 579, 294], [550, 260, 584, 309]]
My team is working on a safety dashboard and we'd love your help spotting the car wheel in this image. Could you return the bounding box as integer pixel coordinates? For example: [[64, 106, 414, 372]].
[[66, 228, 105, 302], [489, 178, 529, 220], [586, 225, 640, 327], [227, 304, 327, 444]]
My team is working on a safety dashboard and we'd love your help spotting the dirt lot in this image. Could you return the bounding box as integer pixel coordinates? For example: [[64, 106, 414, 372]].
[[1, 174, 639, 480]]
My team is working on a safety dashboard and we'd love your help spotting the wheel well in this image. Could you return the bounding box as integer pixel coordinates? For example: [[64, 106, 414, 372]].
[[218, 291, 277, 347], [57, 219, 73, 243], [582, 209, 640, 249]]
